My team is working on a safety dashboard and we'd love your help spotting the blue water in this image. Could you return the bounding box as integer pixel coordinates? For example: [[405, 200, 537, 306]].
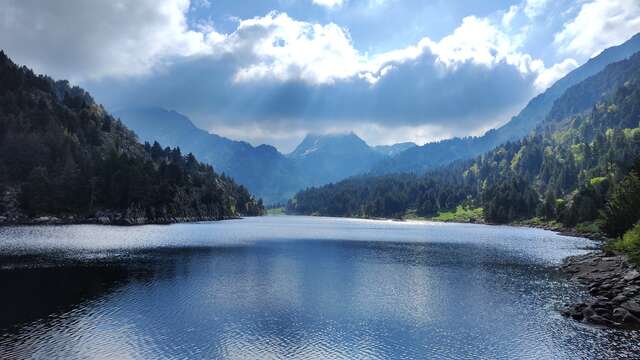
[[0, 216, 638, 359]]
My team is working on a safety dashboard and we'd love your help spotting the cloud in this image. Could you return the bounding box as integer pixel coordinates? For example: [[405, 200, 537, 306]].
[[0, 0, 215, 81], [223, 12, 363, 84], [523, 0, 548, 19], [312, 0, 345, 9], [554, 0, 640, 57], [533, 57, 578, 90], [1, 0, 601, 149], [206, 12, 546, 88], [72, 8, 559, 149], [502, 5, 519, 29]]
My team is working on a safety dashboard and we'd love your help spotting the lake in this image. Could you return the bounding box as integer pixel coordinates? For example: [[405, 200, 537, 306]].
[[0, 216, 638, 359]]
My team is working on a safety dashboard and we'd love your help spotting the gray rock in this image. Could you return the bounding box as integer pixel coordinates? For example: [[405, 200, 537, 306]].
[[621, 301, 640, 316], [582, 307, 596, 318], [613, 307, 640, 326], [624, 270, 640, 281], [612, 294, 628, 304], [586, 314, 617, 326]]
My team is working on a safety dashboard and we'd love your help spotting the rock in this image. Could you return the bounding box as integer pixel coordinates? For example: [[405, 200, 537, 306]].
[[97, 216, 111, 224], [586, 314, 617, 326], [612, 294, 628, 304], [594, 307, 610, 316], [623, 285, 640, 296], [582, 307, 596, 318], [624, 270, 640, 281], [613, 307, 640, 326], [621, 301, 640, 316]]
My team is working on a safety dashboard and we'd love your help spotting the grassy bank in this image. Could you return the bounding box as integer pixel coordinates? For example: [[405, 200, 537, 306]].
[[266, 207, 286, 216], [405, 206, 484, 223], [607, 224, 640, 265]]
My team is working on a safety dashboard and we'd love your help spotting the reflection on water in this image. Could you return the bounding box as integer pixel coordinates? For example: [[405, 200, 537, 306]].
[[0, 216, 638, 359]]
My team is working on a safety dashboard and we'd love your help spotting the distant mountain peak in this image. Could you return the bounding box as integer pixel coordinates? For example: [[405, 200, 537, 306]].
[[289, 131, 370, 158]]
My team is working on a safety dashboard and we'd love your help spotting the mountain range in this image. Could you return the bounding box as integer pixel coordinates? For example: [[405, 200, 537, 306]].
[[288, 46, 640, 235], [116, 109, 415, 203], [116, 34, 640, 204]]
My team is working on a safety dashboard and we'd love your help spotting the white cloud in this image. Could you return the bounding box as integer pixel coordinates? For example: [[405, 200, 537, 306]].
[[0, 0, 215, 80], [502, 5, 519, 28], [312, 0, 345, 9], [554, 0, 640, 58], [0, 0, 563, 91], [524, 0, 548, 19], [533, 58, 579, 90], [215, 13, 549, 87], [223, 12, 363, 84], [3, 0, 593, 149]]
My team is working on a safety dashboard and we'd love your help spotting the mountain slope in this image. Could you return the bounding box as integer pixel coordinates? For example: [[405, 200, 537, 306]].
[[288, 132, 386, 185], [373, 142, 417, 157], [0, 51, 263, 224], [288, 50, 640, 231], [374, 33, 640, 175], [117, 110, 405, 203], [116, 107, 304, 204]]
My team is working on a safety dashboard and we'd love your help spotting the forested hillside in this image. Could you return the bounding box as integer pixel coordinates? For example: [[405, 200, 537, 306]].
[[116, 107, 305, 204], [288, 52, 640, 239], [372, 33, 640, 175], [0, 51, 263, 224]]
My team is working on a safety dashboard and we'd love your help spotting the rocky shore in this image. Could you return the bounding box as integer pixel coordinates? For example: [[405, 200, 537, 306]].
[[0, 211, 239, 226], [561, 251, 640, 329]]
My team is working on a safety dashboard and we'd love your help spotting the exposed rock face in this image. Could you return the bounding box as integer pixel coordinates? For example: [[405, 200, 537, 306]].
[[561, 252, 640, 329]]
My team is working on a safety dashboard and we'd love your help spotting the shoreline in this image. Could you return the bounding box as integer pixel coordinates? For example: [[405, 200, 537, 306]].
[[289, 213, 640, 329], [4, 212, 637, 329], [0, 214, 244, 227], [560, 252, 640, 329]]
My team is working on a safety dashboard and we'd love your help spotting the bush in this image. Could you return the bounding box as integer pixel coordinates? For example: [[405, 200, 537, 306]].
[[610, 223, 640, 264]]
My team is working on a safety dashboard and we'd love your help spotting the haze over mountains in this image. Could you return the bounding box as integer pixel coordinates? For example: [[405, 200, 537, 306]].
[[117, 108, 413, 203], [116, 33, 640, 204]]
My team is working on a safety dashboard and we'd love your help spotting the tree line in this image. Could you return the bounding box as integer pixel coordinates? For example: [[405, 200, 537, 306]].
[[0, 51, 263, 222], [288, 55, 640, 239]]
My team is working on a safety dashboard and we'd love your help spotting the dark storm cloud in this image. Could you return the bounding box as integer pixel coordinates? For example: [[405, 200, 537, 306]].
[[86, 48, 536, 135]]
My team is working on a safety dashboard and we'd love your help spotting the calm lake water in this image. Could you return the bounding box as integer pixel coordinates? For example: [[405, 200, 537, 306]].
[[0, 216, 639, 359]]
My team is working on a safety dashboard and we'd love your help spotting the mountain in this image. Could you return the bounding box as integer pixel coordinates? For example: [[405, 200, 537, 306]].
[[288, 49, 640, 235], [116, 107, 304, 204], [373, 32, 640, 175], [373, 142, 417, 157], [0, 51, 263, 224], [288, 132, 386, 185], [117, 110, 409, 203]]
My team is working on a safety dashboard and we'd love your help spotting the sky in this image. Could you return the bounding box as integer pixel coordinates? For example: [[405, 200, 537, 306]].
[[1, 0, 640, 152]]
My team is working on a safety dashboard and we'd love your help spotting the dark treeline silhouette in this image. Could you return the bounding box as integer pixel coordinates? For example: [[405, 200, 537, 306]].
[[289, 52, 640, 238], [0, 51, 263, 223]]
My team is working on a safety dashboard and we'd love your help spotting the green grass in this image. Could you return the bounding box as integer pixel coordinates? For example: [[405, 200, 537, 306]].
[[404, 209, 430, 221], [266, 207, 286, 215], [608, 223, 640, 264], [405, 206, 484, 223], [575, 221, 602, 234], [431, 206, 484, 223]]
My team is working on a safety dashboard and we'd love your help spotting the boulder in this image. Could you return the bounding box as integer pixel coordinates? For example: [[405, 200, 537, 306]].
[[586, 314, 617, 326], [613, 307, 640, 326], [624, 270, 640, 281], [621, 301, 640, 316]]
